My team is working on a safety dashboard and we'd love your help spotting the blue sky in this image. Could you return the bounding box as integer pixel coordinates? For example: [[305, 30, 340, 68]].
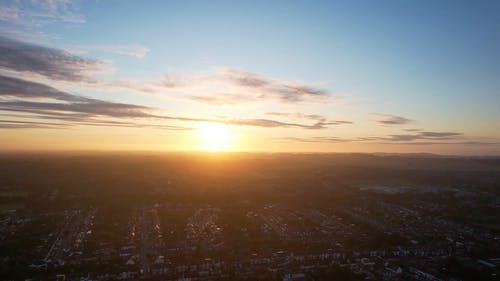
[[1, 0, 499, 153]]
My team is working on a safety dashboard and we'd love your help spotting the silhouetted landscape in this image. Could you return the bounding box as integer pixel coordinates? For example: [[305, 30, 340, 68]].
[[1, 153, 499, 280]]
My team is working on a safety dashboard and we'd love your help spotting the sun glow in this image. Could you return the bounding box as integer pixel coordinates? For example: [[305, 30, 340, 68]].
[[195, 122, 236, 151]]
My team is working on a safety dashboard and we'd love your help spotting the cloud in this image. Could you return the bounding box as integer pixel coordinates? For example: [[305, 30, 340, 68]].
[[281, 131, 474, 144], [219, 68, 332, 103], [0, 74, 189, 129], [228, 119, 327, 130], [0, 36, 337, 107], [371, 113, 412, 126], [419, 131, 461, 138], [0, 75, 153, 119], [0, 75, 344, 130], [323, 120, 353, 125], [0, 36, 110, 82], [282, 136, 354, 143], [0, 119, 69, 129], [387, 131, 462, 142], [0, 5, 20, 22], [69, 44, 151, 58], [283, 134, 498, 146], [0, 100, 152, 119], [264, 112, 353, 128], [376, 141, 500, 146], [0, 35, 345, 132], [0, 1, 85, 41], [0, 113, 192, 130], [168, 69, 336, 105], [187, 93, 256, 105], [386, 134, 420, 141], [266, 112, 326, 121], [0, 0, 85, 25], [0, 74, 90, 102]]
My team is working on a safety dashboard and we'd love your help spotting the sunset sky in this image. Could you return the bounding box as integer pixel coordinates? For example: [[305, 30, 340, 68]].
[[1, 0, 499, 154]]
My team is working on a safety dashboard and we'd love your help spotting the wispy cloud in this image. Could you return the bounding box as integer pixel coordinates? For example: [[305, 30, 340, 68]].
[[0, 119, 69, 129], [172, 69, 335, 105], [284, 136, 499, 146], [0, 74, 191, 130], [0, 75, 344, 130], [0, 34, 349, 132], [0, 35, 337, 107], [266, 112, 327, 122], [0, 0, 84, 41], [282, 136, 354, 143], [420, 131, 462, 138], [219, 68, 331, 103], [0, 36, 110, 82], [0, 75, 153, 118], [371, 113, 412, 126], [265, 112, 352, 128], [377, 141, 500, 146], [69, 44, 151, 58], [387, 132, 462, 142], [228, 118, 340, 130], [187, 93, 256, 105], [280, 131, 483, 145], [0, 0, 85, 25]]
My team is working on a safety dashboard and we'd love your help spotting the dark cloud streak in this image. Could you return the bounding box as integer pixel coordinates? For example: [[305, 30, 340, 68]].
[[0, 75, 92, 102], [283, 131, 474, 144], [0, 36, 106, 82], [371, 113, 412, 126]]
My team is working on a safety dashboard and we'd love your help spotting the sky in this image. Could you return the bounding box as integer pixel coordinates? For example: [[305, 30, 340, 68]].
[[0, 0, 499, 154]]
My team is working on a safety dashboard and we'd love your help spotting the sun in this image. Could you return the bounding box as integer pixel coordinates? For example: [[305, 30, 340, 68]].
[[195, 122, 236, 151]]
